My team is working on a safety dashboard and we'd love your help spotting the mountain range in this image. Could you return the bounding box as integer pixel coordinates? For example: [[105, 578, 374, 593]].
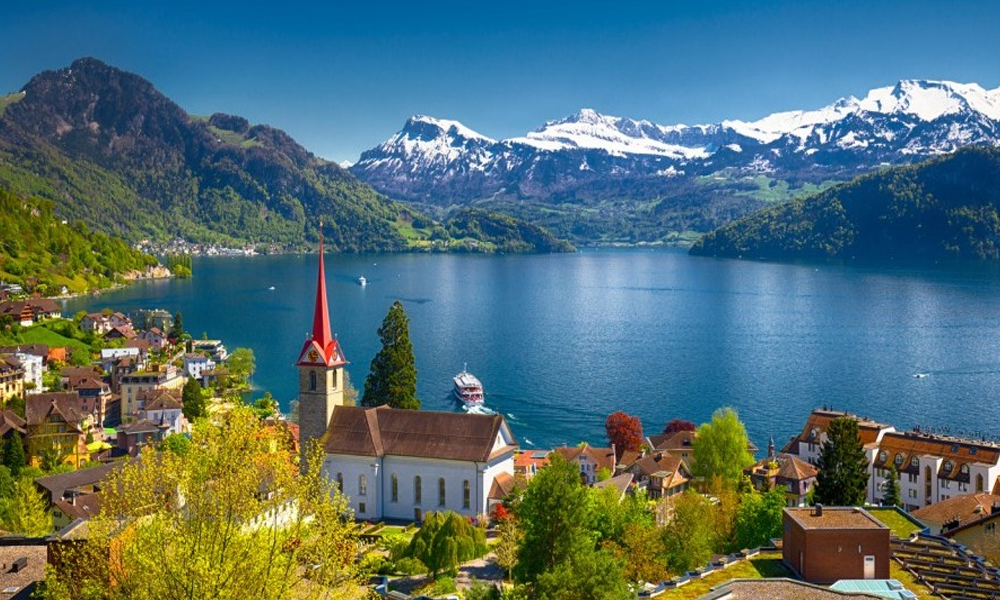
[[351, 80, 1000, 245], [0, 58, 568, 254]]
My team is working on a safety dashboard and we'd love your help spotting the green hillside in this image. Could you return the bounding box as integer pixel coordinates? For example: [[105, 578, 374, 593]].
[[690, 146, 1000, 261], [0, 186, 158, 294]]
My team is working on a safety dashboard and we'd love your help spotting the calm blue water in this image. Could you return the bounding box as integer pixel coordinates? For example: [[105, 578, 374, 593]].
[[63, 250, 1000, 452]]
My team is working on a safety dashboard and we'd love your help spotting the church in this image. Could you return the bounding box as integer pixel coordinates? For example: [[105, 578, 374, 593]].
[[295, 236, 518, 521]]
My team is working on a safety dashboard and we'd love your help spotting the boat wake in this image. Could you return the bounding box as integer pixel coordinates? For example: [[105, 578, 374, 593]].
[[463, 403, 497, 416]]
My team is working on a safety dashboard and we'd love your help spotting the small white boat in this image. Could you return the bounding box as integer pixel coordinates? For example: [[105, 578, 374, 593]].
[[453, 364, 484, 404], [268, 286, 276, 291], [358, 276, 367, 287]]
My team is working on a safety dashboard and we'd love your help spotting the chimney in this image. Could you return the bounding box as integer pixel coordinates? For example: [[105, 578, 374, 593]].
[[767, 435, 775, 458], [815, 504, 823, 517]]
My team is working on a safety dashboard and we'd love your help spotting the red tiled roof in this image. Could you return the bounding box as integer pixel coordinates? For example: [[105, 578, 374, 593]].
[[911, 493, 1000, 528], [552, 444, 616, 474]]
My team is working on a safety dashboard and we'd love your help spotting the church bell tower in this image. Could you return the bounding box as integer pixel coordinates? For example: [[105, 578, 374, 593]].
[[297, 230, 347, 460]]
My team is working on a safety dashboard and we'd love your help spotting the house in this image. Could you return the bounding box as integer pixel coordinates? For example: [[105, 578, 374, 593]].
[[193, 340, 228, 361], [0, 301, 34, 327], [24, 392, 90, 467], [68, 377, 112, 428], [51, 493, 102, 531], [870, 431, 1000, 511], [745, 444, 819, 507], [783, 505, 890, 584], [621, 451, 691, 499], [647, 429, 697, 470], [137, 389, 186, 434], [119, 365, 184, 422], [139, 327, 168, 351], [514, 450, 550, 482], [123, 338, 151, 358], [132, 308, 173, 333], [783, 409, 895, 472], [109, 356, 140, 393], [35, 462, 122, 506], [116, 419, 168, 456], [911, 493, 1000, 536], [0, 355, 25, 402], [594, 473, 633, 502], [108, 312, 131, 329], [321, 405, 518, 521], [80, 313, 113, 335], [11, 351, 43, 391], [0, 344, 50, 365], [25, 298, 61, 321], [552, 444, 616, 485], [0, 542, 48, 599], [104, 325, 137, 341], [100, 347, 140, 373], [0, 409, 27, 441], [182, 353, 215, 381]]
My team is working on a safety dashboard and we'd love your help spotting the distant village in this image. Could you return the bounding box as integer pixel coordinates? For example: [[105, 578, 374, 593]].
[[3, 261, 1000, 600]]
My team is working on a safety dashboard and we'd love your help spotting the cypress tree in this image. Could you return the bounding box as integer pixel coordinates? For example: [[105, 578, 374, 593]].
[[814, 417, 869, 506], [362, 301, 420, 410], [182, 377, 206, 421], [882, 464, 902, 507], [3, 433, 26, 479]]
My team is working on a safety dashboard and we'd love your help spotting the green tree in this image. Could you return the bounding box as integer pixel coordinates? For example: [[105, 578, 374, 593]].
[[40, 407, 362, 600], [733, 487, 786, 550], [181, 376, 206, 421], [168, 311, 184, 339], [405, 511, 487, 579], [514, 452, 594, 585], [160, 433, 192, 456], [0, 465, 15, 499], [814, 417, 869, 506], [3, 433, 26, 478], [662, 490, 716, 573], [494, 515, 523, 583], [227, 347, 256, 385], [882, 464, 902, 508], [0, 477, 52, 536], [692, 407, 754, 488], [533, 548, 630, 600], [361, 300, 419, 410], [250, 392, 278, 419]]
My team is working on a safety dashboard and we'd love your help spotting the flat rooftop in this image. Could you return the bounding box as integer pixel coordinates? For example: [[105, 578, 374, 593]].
[[785, 507, 888, 531], [701, 579, 882, 599]]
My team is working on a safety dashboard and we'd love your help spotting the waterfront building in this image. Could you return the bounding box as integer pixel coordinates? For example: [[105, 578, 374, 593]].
[[552, 444, 616, 485], [182, 353, 216, 381]]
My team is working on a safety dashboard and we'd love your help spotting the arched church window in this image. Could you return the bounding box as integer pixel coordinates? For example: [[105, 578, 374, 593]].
[[415, 476, 422, 504], [309, 371, 317, 391], [439, 478, 446, 506]]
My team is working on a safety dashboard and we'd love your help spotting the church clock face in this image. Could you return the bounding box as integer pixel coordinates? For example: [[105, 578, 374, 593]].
[[308, 349, 319, 363]]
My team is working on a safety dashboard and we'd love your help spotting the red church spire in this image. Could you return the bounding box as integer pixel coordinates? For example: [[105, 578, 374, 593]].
[[298, 224, 345, 367]]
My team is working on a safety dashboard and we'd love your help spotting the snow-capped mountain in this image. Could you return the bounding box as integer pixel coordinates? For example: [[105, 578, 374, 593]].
[[351, 79, 1000, 206]]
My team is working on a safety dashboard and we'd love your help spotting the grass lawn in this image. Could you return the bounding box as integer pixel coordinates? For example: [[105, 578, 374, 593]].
[[890, 561, 937, 600], [659, 553, 792, 600], [867, 507, 926, 539], [2, 322, 91, 353]]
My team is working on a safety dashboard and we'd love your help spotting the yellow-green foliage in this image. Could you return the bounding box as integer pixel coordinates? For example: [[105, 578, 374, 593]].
[[0, 186, 157, 293], [40, 408, 362, 600]]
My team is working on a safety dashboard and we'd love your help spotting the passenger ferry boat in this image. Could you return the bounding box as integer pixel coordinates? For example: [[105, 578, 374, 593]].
[[358, 276, 367, 287], [453, 365, 484, 404]]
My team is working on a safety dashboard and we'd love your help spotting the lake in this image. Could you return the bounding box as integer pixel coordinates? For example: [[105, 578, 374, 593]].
[[63, 249, 1000, 453]]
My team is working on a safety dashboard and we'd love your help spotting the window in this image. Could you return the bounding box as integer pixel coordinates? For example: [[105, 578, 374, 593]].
[[908, 489, 917, 499], [961, 464, 970, 475], [463, 480, 471, 509], [359, 502, 366, 514], [391, 474, 398, 502], [359, 474, 367, 496], [942, 479, 951, 489], [894, 453, 904, 466], [309, 371, 317, 391], [977, 474, 985, 493], [439, 478, 446, 506], [415, 476, 422, 504], [336, 472, 343, 492], [943, 460, 953, 472], [910, 457, 919, 469], [878, 451, 887, 463], [332, 369, 338, 389]]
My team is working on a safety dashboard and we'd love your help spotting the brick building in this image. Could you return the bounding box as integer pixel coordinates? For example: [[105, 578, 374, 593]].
[[783, 505, 890, 584]]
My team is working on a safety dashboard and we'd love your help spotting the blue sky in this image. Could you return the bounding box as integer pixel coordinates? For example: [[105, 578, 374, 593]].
[[1, 0, 998, 163]]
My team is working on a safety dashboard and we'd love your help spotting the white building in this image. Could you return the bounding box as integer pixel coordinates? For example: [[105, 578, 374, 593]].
[[785, 408, 1000, 508], [138, 391, 188, 435], [14, 351, 43, 391], [182, 353, 216, 382], [100, 347, 141, 372], [321, 405, 518, 522]]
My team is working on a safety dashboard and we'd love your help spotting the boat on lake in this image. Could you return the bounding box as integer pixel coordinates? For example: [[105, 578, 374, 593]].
[[358, 276, 367, 287], [453, 365, 484, 404]]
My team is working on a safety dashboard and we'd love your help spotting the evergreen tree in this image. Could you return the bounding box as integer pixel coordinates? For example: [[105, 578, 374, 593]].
[[169, 311, 184, 339], [814, 417, 869, 506], [882, 465, 902, 507], [182, 377, 206, 421], [3, 433, 26, 479], [362, 301, 419, 410]]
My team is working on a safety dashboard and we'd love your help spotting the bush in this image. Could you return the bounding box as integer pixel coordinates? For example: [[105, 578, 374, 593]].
[[393, 557, 426, 575], [423, 576, 456, 596]]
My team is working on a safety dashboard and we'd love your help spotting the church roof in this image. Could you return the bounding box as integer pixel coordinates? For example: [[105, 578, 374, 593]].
[[297, 233, 346, 368], [324, 405, 517, 462]]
